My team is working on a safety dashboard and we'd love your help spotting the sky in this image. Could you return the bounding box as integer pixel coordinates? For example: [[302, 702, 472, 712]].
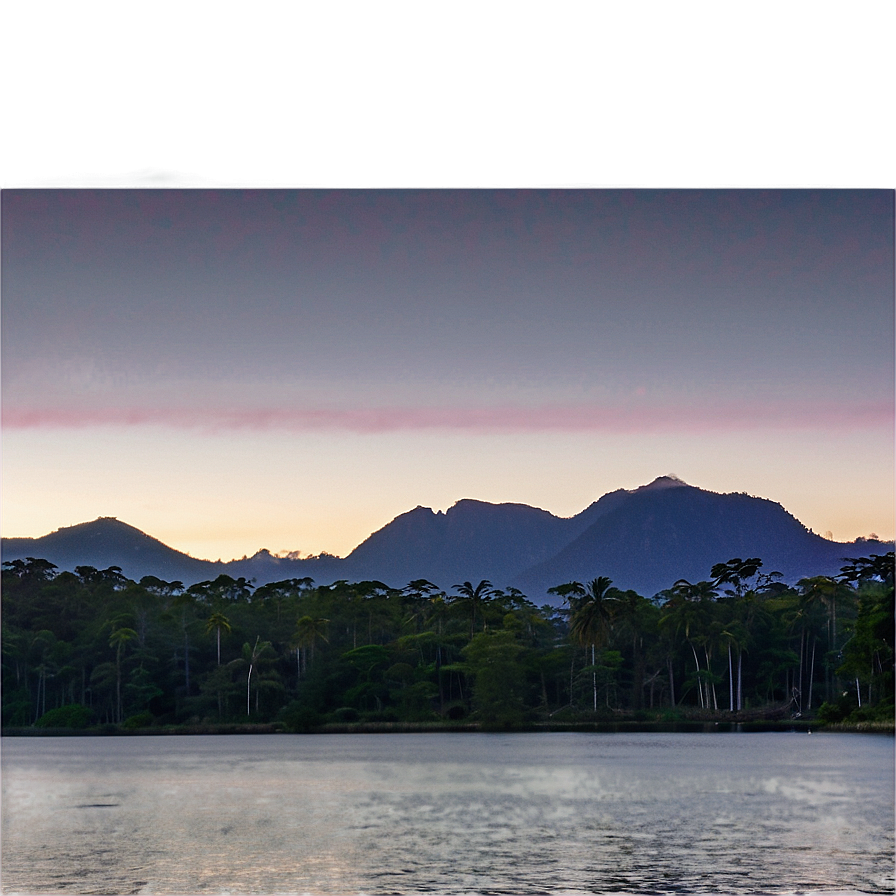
[[1, 5, 894, 563], [2, 188, 893, 560]]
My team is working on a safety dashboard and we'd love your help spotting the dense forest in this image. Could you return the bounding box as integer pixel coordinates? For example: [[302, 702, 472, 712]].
[[2, 552, 892, 732]]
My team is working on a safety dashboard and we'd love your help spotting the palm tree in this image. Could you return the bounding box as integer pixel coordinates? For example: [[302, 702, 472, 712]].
[[798, 575, 851, 646], [245, 638, 259, 717], [660, 580, 716, 708], [426, 593, 450, 636], [402, 580, 440, 633], [797, 575, 852, 704], [719, 621, 749, 711], [291, 615, 329, 679], [454, 580, 494, 638], [239, 636, 275, 716], [611, 589, 652, 709], [698, 619, 727, 711], [167, 589, 196, 694], [563, 577, 617, 712], [108, 624, 137, 723], [30, 630, 58, 723], [205, 612, 231, 665]]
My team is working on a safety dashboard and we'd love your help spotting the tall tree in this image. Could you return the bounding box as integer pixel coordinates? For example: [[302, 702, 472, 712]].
[[291, 615, 329, 679], [559, 577, 617, 712], [462, 630, 527, 727], [205, 612, 231, 665], [238, 636, 276, 716], [454, 580, 495, 638], [711, 558, 763, 598], [797, 575, 854, 703], [108, 624, 138, 723], [660, 580, 716, 708]]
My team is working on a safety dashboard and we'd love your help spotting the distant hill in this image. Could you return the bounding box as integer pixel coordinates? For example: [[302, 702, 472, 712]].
[[1, 517, 220, 584], [3, 478, 891, 600]]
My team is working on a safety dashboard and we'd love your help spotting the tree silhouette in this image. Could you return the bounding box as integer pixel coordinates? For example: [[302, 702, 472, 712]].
[[205, 612, 231, 665], [720, 620, 749, 711], [454, 580, 495, 638], [797, 575, 852, 703], [839, 552, 894, 589], [556, 577, 617, 712], [236, 636, 276, 716], [291, 615, 329, 679], [711, 558, 763, 597], [108, 624, 137, 723], [660, 579, 716, 708], [3, 557, 58, 583], [2, 550, 892, 728]]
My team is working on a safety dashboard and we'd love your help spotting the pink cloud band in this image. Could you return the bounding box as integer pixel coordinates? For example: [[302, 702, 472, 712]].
[[3, 402, 893, 434]]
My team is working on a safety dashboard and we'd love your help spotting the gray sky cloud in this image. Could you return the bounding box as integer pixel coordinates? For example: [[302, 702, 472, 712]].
[[2, 4, 893, 193]]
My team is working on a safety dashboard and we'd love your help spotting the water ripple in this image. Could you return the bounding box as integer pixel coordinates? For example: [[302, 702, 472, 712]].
[[1, 732, 892, 894]]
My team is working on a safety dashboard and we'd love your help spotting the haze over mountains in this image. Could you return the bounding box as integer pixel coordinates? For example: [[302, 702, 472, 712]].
[[3, 477, 890, 601]]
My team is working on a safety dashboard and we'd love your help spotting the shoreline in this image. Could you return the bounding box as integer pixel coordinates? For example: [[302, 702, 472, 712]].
[[4, 718, 893, 736]]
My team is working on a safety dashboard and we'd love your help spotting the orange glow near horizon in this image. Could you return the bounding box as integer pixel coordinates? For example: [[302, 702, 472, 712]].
[[3, 424, 893, 564]]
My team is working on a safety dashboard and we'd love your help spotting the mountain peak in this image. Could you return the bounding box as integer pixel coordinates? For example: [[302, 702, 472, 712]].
[[53, 516, 148, 538], [635, 475, 690, 492]]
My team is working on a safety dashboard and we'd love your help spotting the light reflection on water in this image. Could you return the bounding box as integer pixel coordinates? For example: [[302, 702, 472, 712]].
[[1, 732, 893, 895]]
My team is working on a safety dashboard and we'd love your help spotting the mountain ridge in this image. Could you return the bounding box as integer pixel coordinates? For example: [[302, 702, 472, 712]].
[[3, 478, 891, 600]]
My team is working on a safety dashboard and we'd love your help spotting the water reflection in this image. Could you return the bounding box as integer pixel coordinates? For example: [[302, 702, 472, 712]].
[[2, 732, 893, 894]]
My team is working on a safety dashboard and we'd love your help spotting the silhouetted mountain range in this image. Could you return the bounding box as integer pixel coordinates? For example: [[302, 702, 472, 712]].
[[3, 477, 890, 600], [1, 518, 216, 584]]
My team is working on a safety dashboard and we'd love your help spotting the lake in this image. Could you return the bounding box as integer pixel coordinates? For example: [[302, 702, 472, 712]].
[[1, 731, 893, 894]]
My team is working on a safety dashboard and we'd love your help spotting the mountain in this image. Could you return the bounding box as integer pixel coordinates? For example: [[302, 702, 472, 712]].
[[341, 500, 579, 588], [0, 518, 350, 588], [339, 479, 692, 589], [512, 481, 876, 598], [0, 517, 220, 584], [3, 478, 891, 599]]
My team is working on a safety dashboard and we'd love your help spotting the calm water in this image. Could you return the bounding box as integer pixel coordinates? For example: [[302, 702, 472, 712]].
[[1, 732, 893, 895]]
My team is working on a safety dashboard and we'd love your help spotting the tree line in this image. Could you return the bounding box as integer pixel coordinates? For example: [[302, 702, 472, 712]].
[[2, 552, 892, 730]]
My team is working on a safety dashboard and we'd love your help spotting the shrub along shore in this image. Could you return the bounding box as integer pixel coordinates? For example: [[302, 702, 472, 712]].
[[3, 553, 892, 734]]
